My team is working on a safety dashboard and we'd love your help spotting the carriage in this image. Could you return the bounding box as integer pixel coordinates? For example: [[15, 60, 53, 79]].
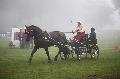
[[67, 30, 99, 60]]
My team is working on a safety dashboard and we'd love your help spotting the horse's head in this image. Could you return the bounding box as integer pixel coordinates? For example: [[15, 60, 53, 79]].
[[25, 25, 35, 41], [25, 25, 43, 41]]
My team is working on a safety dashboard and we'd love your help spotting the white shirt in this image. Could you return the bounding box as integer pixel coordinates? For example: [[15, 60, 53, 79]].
[[75, 25, 84, 33], [70, 24, 89, 40]]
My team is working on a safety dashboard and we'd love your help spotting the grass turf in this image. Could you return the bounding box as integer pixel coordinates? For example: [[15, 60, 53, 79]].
[[0, 40, 120, 79]]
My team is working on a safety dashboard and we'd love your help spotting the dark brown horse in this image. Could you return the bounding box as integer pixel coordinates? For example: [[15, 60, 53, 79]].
[[25, 25, 69, 63]]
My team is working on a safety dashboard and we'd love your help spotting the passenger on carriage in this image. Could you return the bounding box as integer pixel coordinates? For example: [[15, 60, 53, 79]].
[[72, 21, 87, 43], [88, 27, 97, 44]]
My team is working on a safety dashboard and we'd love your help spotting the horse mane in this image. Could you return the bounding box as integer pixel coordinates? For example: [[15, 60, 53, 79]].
[[31, 25, 43, 33]]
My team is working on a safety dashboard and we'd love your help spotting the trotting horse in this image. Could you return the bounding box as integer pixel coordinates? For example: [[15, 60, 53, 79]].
[[25, 25, 69, 63]]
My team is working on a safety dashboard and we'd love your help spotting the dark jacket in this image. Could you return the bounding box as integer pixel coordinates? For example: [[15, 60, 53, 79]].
[[89, 31, 97, 44]]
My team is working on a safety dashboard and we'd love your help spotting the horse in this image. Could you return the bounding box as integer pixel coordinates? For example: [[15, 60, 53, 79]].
[[25, 25, 70, 63]]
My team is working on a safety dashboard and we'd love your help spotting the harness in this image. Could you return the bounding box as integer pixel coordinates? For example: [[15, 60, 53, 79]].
[[32, 30, 66, 48]]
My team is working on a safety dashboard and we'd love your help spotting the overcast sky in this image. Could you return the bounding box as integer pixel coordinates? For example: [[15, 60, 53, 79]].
[[0, 0, 120, 32]]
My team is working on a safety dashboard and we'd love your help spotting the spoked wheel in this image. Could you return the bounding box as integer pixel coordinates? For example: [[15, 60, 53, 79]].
[[90, 45, 99, 59], [76, 47, 85, 60]]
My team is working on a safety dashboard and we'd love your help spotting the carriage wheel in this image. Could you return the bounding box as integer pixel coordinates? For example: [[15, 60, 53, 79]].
[[90, 45, 99, 59], [77, 47, 85, 60]]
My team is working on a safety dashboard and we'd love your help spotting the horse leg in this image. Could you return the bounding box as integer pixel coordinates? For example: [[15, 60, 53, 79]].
[[63, 50, 69, 60], [59, 52, 64, 60], [64, 54, 68, 60], [28, 46, 37, 64], [54, 49, 62, 61], [44, 47, 51, 63]]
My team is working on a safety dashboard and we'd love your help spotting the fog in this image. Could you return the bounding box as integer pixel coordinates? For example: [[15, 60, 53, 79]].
[[0, 0, 120, 33]]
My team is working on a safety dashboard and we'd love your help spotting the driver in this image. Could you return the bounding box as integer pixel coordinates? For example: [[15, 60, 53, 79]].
[[73, 21, 86, 42]]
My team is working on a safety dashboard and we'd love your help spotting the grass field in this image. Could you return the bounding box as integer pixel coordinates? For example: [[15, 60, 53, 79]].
[[0, 39, 120, 79]]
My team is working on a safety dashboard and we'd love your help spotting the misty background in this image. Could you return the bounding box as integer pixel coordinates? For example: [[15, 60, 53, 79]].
[[0, 0, 120, 39]]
